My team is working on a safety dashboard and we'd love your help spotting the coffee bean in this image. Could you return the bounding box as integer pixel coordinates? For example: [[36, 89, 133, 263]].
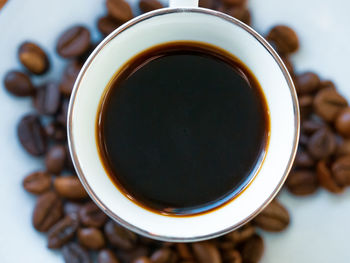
[[62, 243, 91, 263], [225, 224, 255, 244], [332, 155, 350, 186], [4, 70, 35, 97], [117, 246, 148, 262], [33, 191, 63, 232], [301, 118, 325, 135], [45, 121, 66, 141], [17, 114, 47, 156], [60, 60, 82, 96], [253, 200, 290, 232], [97, 16, 123, 37], [221, 250, 242, 263], [218, 5, 251, 25], [98, 249, 120, 263], [54, 175, 88, 200], [45, 144, 67, 174], [23, 171, 51, 194], [316, 160, 343, 193], [79, 201, 107, 228], [266, 25, 299, 55], [335, 107, 350, 138], [241, 234, 264, 263], [299, 95, 313, 119], [47, 215, 79, 248], [294, 149, 315, 168], [336, 139, 350, 156], [313, 88, 348, 122], [299, 133, 309, 146], [199, 0, 215, 9], [286, 170, 318, 196], [56, 26, 91, 59], [295, 72, 320, 95], [139, 0, 163, 13], [222, 0, 247, 6], [33, 82, 61, 115], [18, 42, 49, 75], [281, 56, 294, 76], [57, 99, 69, 126], [307, 128, 336, 160], [192, 242, 221, 263], [150, 248, 177, 263], [104, 220, 137, 250], [106, 0, 133, 23], [176, 243, 193, 260], [78, 227, 105, 250], [132, 257, 151, 263], [319, 80, 336, 90], [64, 202, 82, 219]]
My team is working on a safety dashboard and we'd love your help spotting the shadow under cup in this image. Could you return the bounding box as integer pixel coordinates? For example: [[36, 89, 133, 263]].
[[68, 8, 299, 241]]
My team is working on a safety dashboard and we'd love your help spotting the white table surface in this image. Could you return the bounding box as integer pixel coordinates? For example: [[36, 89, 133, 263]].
[[0, 0, 349, 262]]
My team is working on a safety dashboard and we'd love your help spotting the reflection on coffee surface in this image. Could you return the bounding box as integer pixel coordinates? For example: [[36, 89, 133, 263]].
[[96, 41, 270, 215]]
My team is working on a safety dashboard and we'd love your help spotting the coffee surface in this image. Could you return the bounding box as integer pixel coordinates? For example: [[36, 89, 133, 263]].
[[97, 41, 269, 215]]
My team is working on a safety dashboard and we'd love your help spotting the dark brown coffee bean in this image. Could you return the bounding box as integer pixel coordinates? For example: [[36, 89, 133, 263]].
[[295, 72, 320, 95], [60, 60, 82, 96], [98, 249, 120, 263], [45, 121, 66, 141], [316, 160, 343, 193], [294, 149, 315, 168], [17, 114, 47, 156], [45, 144, 67, 174], [54, 175, 88, 200], [33, 191, 63, 232], [106, 0, 133, 23], [47, 215, 79, 248], [78, 227, 105, 250], [241, 234, 264, 263], [299, 133, 309, 146], [307, 128, 336, 160], [222, 0, 246, 6], [332, 155, 350, 186], [286, 170, 318, 196], [176, 243, 193, 260], [266, 25, 299, 55], [221, 250, 242, 263], [301, 118, 325, 135], [319, 80, 336, 90], [335, 107, 350, 138], [313, 88, 348, 122], [33, 82, 61, 115], [150, 248, 177, 263], [218, 240, 236, 252], [104, 220, 137, 250], [299, 95, 313, 118], [253, 200, 290, 232], [23, 171, 51, 194], [18, 42, 49, 75], [132, 257, 151, 263], [79, 201, 107, 228], [56, 26, 91, 59], [218, 5, 251, 25], [139, 0, 163, 13], [4, 70, 35, 97], [57, 99, 69, 126], [97, 16, 123, 37], [336, 139, 350, 156], [117, 246, 148, 262], [192, 242, 221, 263], [63, 202, 82, 219], [62, 243, 91, 263], [199, 0, 215, 8], [225, 224, 255, 244]]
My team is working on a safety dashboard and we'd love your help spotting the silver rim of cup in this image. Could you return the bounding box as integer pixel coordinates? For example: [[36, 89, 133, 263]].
[[67, 7, 300, 242]]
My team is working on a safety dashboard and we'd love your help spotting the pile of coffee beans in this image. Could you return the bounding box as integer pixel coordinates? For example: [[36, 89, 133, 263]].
[[3, 0, 350, 262]]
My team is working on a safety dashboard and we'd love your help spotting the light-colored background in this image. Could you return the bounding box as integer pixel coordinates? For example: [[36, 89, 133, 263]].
[[0, 0, 349, 262]]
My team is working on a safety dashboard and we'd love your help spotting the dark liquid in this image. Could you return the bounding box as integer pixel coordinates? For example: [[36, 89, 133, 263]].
[[97, 41, 269, 216]]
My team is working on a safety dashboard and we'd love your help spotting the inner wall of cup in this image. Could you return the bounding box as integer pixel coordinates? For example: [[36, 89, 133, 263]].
[[71, 9, 297, 240]]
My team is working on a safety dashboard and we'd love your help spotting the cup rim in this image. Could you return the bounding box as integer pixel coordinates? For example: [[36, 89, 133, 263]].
[[67, 7, 300, 242]]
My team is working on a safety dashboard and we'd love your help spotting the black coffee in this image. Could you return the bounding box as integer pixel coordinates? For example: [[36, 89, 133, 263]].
[[97, 41, 269, 215]]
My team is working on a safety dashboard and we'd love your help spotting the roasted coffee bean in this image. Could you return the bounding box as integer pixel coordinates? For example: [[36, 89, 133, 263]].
[[286, 169, 318, 196], [253, 200, 290, 232], [301, 118, 325, 135], [23, 171, 51, 194], [299, 133, 309, 146], [117, 246, 148, 262], [221, 250, 242, 263], [313, 88, 348, 122], [62, 243, 91, 263], [132, 257, 151, 263], [45, 144, 66, 174], [47, 215, 79, 248], [56, 26, 91, 59], [57, 99, 69, 126], [316, 160, 343, 193], [104, 220, 137, 250], [266, 25, 299, 55], [54, 175, 88, 200], [45, 121, 66, 141], [63, 202, 82, 219], [225, 224, 255, 244], [139, 0, 163, 13], [106, 0, 133, 23], [98, 249, 120, 263], [218, 5, 251, 25], [78, 227, 105, 250], [281, 56, 294, 76], [222, 0, 247, 6], [150, 248, 177, 263], [295, 72, 320, 95], [294, 149, 314, 168], [319, 80, 336, 90], [241, 234, 264, 263], [335, 107, 350, 138], [4, 70, 35, 97], [336, 139, 350, 156], [60, 60, 82, 96], [97, 16, 123, 37], [34, 82, 61, 115], [332, 155, 350, 186], [192, 242, 221, 263], [79, 201, 107, 228], [33, 191, 63, 232], [198, 0, 215, 8], [307, 128, 336, 160], [299, 95, 313, 118], [17, 114, 47, 156], [176, 243, 193, 260], [18, 42, 49, 75]]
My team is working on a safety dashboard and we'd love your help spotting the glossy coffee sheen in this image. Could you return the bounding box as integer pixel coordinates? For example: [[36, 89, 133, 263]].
[[97, 41, 269, 216]]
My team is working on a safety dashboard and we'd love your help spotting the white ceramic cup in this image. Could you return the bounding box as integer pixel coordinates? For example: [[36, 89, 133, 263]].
[[67, 0, 299, 242]]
